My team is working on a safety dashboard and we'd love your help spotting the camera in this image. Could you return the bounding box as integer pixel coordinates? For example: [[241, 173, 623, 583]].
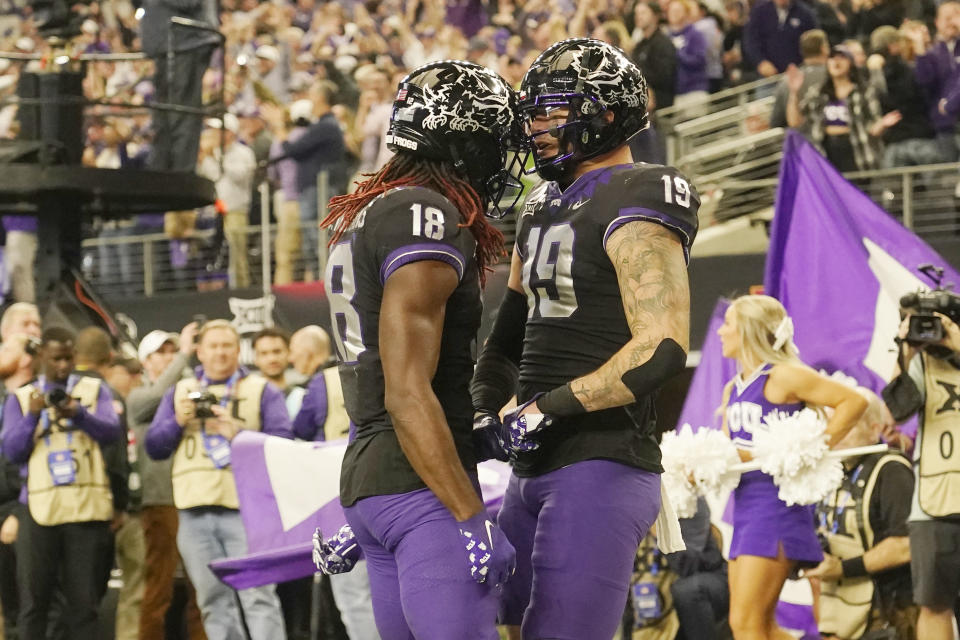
[[899, 265, 960, 347], [192, 315, 207, 344], [187, 390, 218, 419], [24, 336, 41, 357], [44, 388, 71, 410], [900, 290, 960, 346]]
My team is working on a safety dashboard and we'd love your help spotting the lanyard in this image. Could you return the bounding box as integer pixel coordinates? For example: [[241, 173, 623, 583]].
[[820, 463, 863, 535], [37, 374, 80, 433], [196, 368, 242, 408]]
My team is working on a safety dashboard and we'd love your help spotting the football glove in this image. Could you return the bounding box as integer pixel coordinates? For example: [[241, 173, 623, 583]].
[[457, 511, 516, 589], [312, 524, 362, 575], [471, 413, 511, 462], [501, 395, 552, 453]]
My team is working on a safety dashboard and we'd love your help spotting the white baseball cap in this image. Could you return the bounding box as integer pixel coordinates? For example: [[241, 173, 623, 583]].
[[289, 99, 314, 124], [255, 45, 280, 63], [138, 330, 178, 362]]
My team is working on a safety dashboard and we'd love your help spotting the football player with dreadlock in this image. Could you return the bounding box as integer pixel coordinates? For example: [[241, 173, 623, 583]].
[[314, 60, 523, 640], [469, 39, 701, 640]]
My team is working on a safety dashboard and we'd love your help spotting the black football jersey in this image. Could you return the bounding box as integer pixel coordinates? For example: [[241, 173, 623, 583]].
[[324, 186, 482, 506], [514, 163, 699, 477]]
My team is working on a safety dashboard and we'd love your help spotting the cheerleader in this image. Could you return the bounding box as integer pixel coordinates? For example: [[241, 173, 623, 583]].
[[717, 295, 868, 640]]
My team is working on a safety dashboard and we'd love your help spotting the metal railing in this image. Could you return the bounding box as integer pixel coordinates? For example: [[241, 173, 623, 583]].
[[708, 162, 960, 239], [658, 75, 782, 162], [670, 96, 776, 162], [79, 160, 960, 298]]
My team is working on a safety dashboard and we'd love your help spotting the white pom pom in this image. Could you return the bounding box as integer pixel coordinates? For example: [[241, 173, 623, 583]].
[[661, 425, 699, 518], [661, 424, 741, 517], [752, 408, 844, 506], [689, 428, 741, 498]]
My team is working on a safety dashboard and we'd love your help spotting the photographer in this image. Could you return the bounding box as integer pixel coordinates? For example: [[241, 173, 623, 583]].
[[808, 388, 916, 640], [0, 302, 41, 637], [0, 327, 122, 640], [0, 303, 42, 393], [146, 319, 292, 640], [883, 290, 960, 640]]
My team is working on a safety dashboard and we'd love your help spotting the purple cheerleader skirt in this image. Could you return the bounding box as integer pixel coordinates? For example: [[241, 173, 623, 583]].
[[729, 471, 823, 565]]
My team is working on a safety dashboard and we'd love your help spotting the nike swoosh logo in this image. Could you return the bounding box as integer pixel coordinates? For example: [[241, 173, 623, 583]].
[[485, 520, 495, 550], [570, 200, 587, 210]]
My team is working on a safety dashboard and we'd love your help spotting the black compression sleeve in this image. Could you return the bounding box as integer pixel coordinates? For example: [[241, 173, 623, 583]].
[[471, 288, 527, 413]]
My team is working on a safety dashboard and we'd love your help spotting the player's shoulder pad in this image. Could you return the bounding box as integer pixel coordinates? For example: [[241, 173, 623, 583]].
[[598, 163, 700, 260], [365, 186, 473, 285], [365, 186, 459, 225]]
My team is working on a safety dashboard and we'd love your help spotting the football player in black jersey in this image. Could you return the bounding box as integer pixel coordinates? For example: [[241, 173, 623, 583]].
[[470, 39, 701, 640], [314, 61, 522, 639]]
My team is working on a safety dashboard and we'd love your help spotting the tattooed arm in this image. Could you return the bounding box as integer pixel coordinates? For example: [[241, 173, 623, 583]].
[[548, 221, 690, 413]]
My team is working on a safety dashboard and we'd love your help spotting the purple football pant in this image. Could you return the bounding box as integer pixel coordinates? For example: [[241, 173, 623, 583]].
[[344, 487, 501, 640], [498, 459, 660, 640]]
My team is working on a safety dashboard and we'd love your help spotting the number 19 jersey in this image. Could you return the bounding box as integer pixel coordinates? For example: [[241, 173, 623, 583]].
[[515, 163, 699, 477], [324, 186, 482, 507]]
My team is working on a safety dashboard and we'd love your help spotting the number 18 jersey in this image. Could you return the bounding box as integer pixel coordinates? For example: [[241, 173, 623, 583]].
[[514, 163, 699, 477], [324, 186, 482, 507]]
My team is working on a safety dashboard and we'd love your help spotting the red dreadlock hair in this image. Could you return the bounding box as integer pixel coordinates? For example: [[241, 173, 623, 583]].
[[321, 153, 505, 286]]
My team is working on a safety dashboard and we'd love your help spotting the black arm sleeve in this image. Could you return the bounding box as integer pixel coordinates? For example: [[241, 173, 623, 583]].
[[470, 288, 527, 414], [871, 461, 914, 542]]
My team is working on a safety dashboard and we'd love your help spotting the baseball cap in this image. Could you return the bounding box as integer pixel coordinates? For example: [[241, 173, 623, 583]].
[[289, 99, 314, 124], [138, 330, 177, 361], [256, 45, 281, 63], [829, 45, 855, 62]]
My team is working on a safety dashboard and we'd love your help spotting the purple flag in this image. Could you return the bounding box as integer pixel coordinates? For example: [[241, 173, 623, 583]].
[[210, 431, 512, 589], [766, 131, 960, 395]]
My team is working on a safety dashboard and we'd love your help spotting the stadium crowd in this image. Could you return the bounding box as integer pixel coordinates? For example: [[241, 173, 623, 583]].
[[0, 0, 955, 292]]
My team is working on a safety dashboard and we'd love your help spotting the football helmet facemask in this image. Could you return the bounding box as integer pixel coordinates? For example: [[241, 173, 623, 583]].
[[519, 39, 649, 182]]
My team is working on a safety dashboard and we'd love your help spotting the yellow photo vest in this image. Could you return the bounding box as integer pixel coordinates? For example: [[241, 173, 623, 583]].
[[171, 373, 266, 509], [818, 454, 911, 639], [918, 354, 960, 518], [321, 366, 350, 440], [17, 376, 113, 526]]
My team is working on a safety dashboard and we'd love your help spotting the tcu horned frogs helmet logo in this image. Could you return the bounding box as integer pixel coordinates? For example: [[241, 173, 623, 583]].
[[387, 60, 525, 217]]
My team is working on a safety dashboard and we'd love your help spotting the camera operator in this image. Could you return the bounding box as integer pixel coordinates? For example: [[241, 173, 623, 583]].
[[146, 319, 292, 640], [883, 291, 960, 640], [0, 326, 122, 640], [129, 324, 207, 640]]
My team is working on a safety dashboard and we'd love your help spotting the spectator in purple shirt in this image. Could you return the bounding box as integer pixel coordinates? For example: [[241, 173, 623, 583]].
[[1, 326, 122, 640], [268, 99, 312, 285], [744, 0, 819, 77], [668, 0, 710, 116], [146, 319, 290, 640], [915, 1, 960, 161]]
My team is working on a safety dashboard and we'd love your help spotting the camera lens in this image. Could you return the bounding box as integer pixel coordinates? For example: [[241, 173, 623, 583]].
[[44, 388, 70, 409]]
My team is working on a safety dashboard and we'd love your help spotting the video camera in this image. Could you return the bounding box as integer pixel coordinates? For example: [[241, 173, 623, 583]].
[[899, 264, 960, 347]]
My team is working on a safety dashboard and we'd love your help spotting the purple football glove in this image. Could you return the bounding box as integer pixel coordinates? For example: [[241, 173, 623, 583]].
[[457, 511, 516, 588], [472, 413, 510, 462], [501, 396, 552, 453], [313, 524, 362, 575]]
